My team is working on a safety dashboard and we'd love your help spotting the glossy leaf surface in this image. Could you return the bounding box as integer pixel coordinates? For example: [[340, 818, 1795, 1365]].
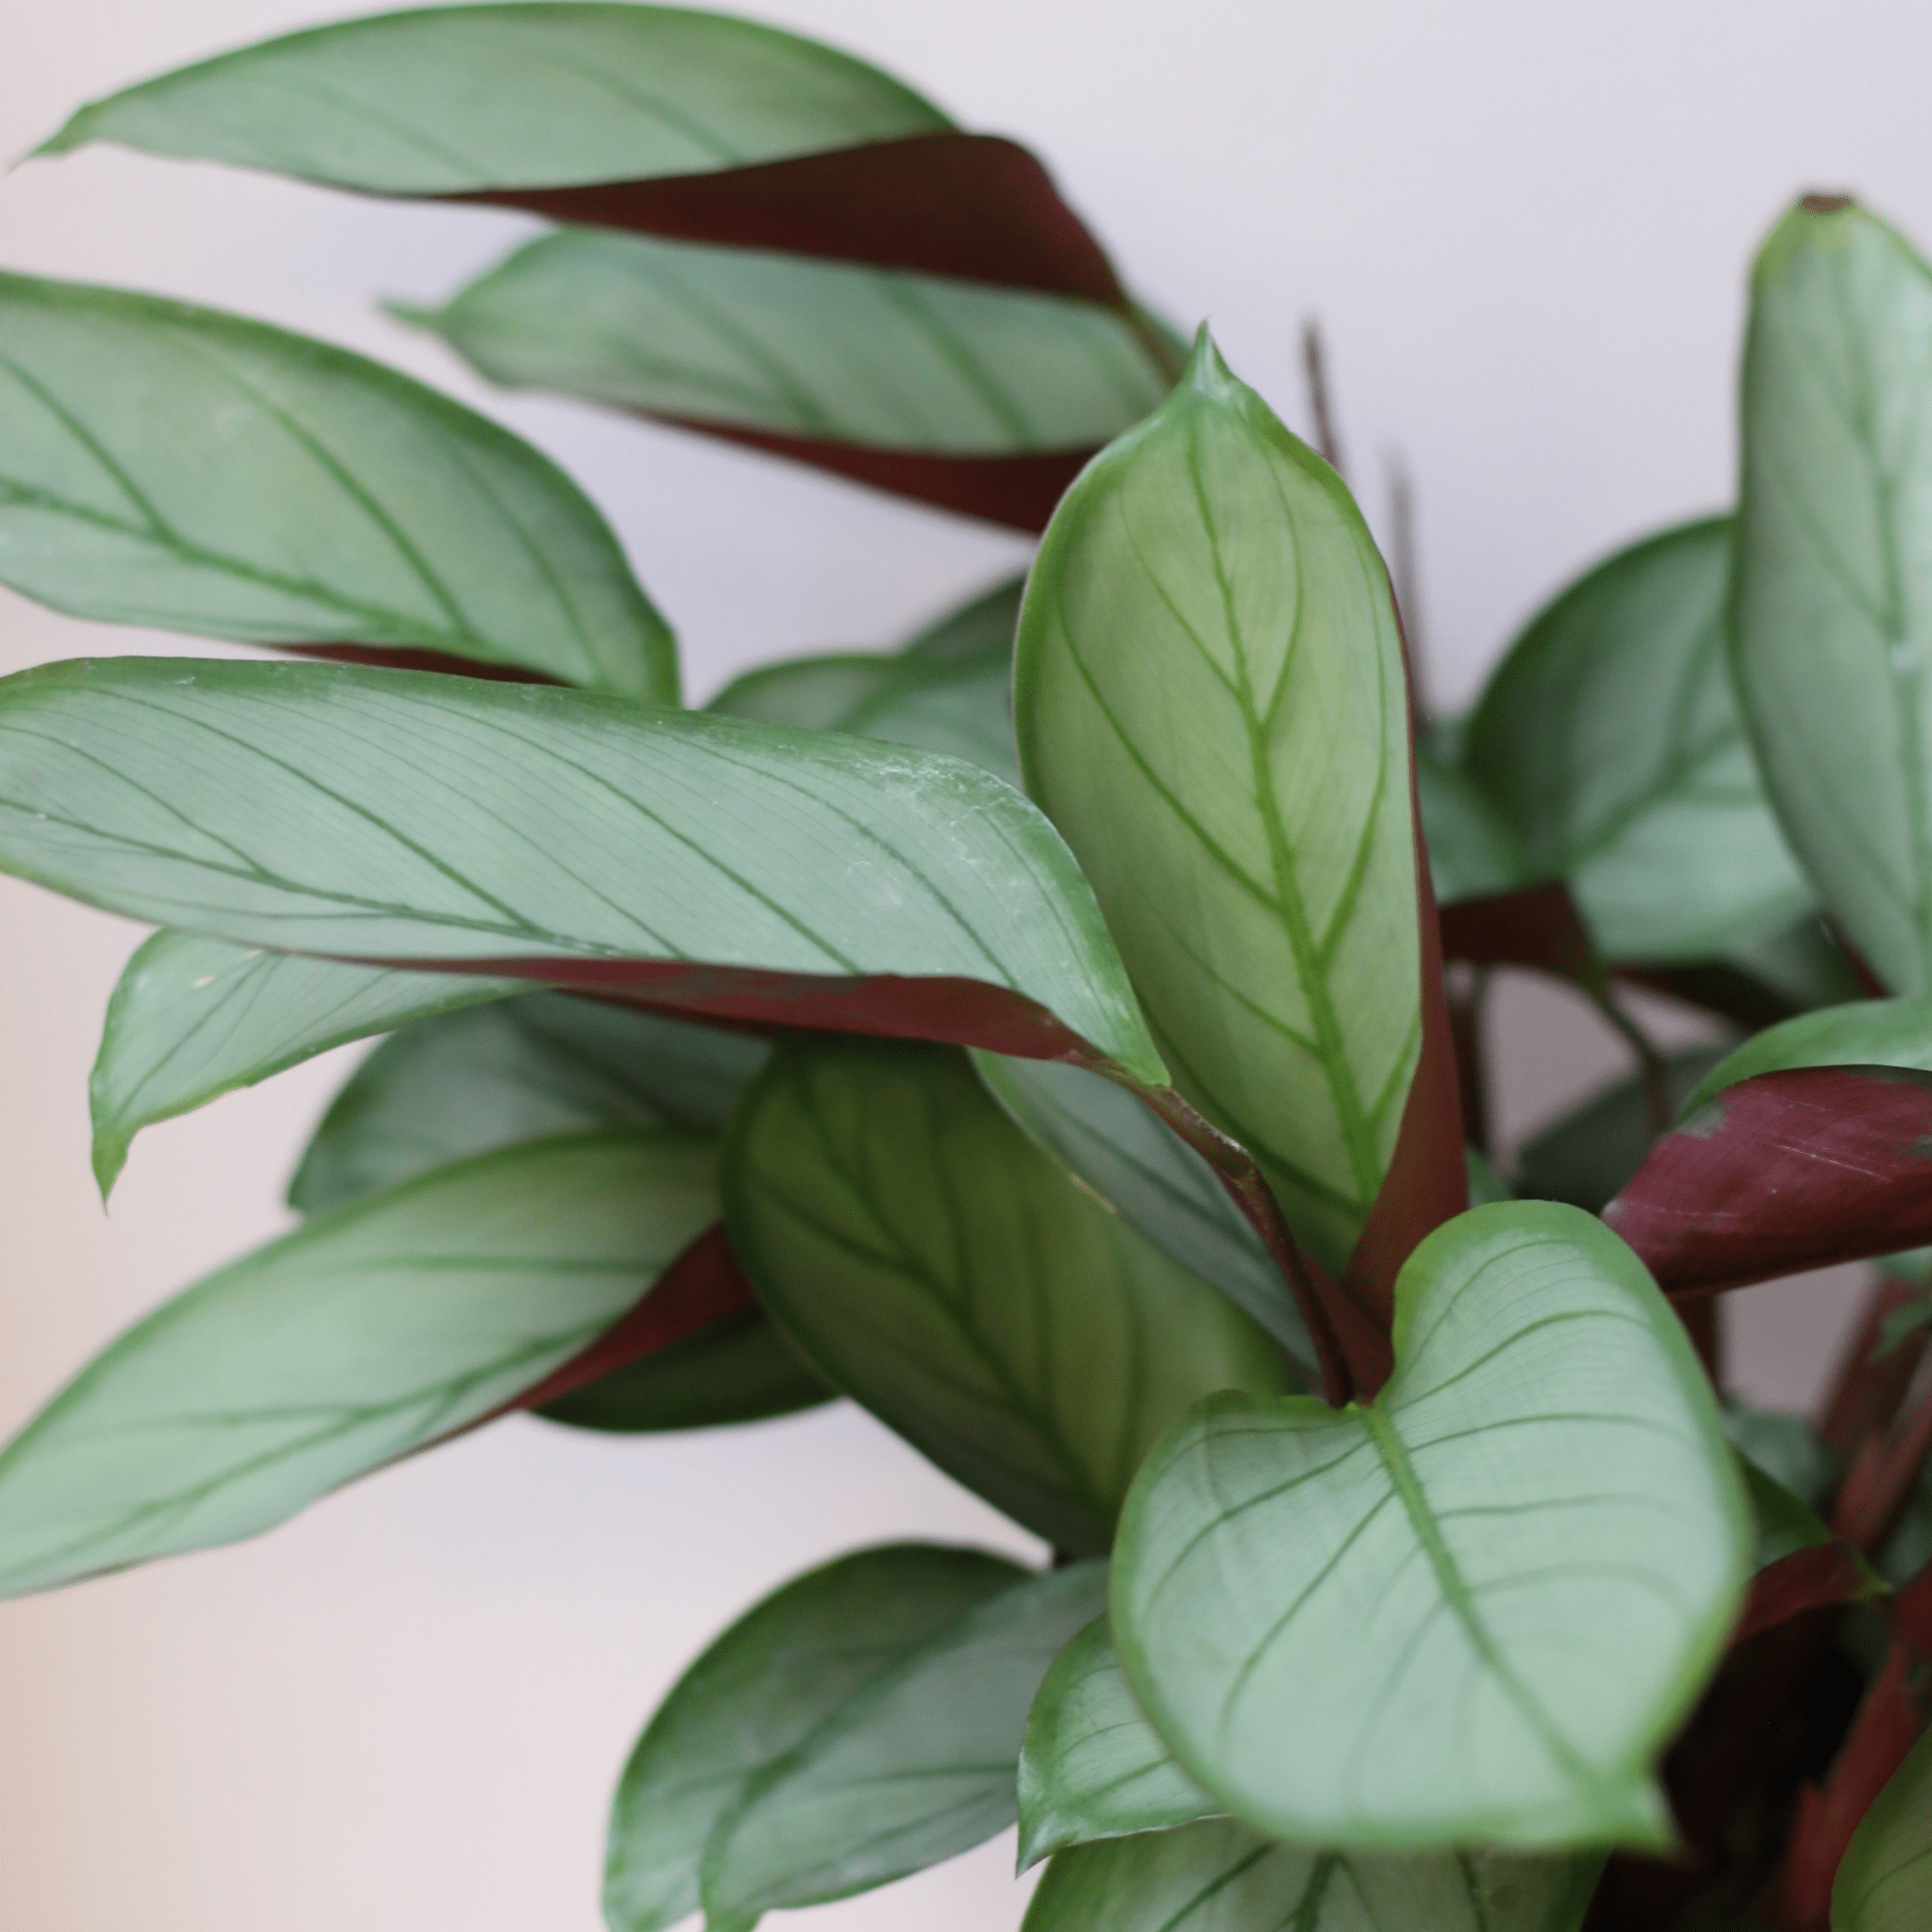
[[1678, 996, 1932, 1118], [0, 658, 1163, 1084], [291, 993, 768, 1211], [0, 1130, 717, 1596], [1734, 199, 1932, 997], [0, 272, 674, 696], [405, 230, 1169, 457], [1017, 1618, 1217, 1869], [1114, 1202, 1749, 1848], [1467, 518, 1809, 960], [1016, 332, 1430, 1281], [973, 1051, 1314, 1369], [702, 1560, 1108, 1923], [604, 1541, 1021, 1932], [90, 930, 517, 1197], [1023, 1820, 1601, 1932], [725, 1041, 1288, 1552], [1606, 1067, 1932, 1292], [1833, 1724, 1932, 1930]]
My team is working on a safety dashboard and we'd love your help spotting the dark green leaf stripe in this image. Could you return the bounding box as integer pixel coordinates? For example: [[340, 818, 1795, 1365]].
[[404, 230, 1168, 455], [1016, 331, 1421, 1277], [39, 4, 950, 193], [0, 658, 1163, 1083], [0, 272, 675, 698]]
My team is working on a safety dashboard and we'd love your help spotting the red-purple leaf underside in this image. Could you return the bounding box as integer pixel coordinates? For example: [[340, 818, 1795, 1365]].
[[285, 643, 564, 685], [1438, 877, 1602, 986], [1733, 1542, 1884, 1647]]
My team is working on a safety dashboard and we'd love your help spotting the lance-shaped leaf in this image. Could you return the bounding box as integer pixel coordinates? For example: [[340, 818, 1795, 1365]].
[[1733, 198, 1932, 997], [90, 930, 519, 1198], [604, 1541, 1023, 1932], [291, 993, 769, 1212], [1016, 330, 1455, 1288], [1832, 1724, 1932, 1930], [1605, 1067, 1932, 1293], [0, 658, 1164, 1084], [1678, 996, 1932, 1118], [0, 272, 675, 697], [972, 1051, 1315, 1371], [1466, 518, 1810, 961], [0, 1129, 718, 1597], [1113, 1201, 1750, 1849], [1022, 1820, 1602, 1932], [724, 1041, 1290, 1554], [1017, 1618, 1219, 1869], [701, 1560, 1108, 1924]]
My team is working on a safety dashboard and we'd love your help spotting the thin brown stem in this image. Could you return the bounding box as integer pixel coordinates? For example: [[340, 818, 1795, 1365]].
[[1301, 319, 1345, 476], [1447, 965, 1491, 1158], [1834, 1378, 1932, 1554], [1592, 990, 1674, 1137], [1387, 452, 1429, 725]]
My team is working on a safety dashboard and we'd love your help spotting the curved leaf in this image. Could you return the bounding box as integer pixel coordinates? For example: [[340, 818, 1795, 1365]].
[[1678, 996, 1932, 1118], [905, 576, 1027, 658], [1017, 1618, 1218, 1869], [0, 658, 1164, 1084], [723, 1041, 1290, 1554], [1467, 518, 1810, 960], [1417, 741, 1535, 907], [1023, 1821, 1601, 1932], [1734, 198, 1932, 996], [0, 1130, 718, 1597], [0, 272, 674, 697], [1832, 1724, 1932, 1930], [89, 930, 517, 1198], [603, 1541, 1023, 1932], [290, 993, 768, 1211], [701, 1560, 1108, 1924], [1016, 330, 1450, 1286], [1113, 1201, 1749, 1849]]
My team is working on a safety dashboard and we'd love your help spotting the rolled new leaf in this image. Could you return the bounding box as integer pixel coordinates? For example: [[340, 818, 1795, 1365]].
[[0, 1129, 718, 1597], [1113, 1201, 1750, 1849], [0, 658, 1164, 1084], [1734, 198, 1932, 996], [0, 272, 675, 697], [724, 1041, 1289, 1554]]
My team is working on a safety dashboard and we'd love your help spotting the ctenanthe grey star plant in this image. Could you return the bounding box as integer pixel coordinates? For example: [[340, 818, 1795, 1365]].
[[7, 16, 1932, 1930]]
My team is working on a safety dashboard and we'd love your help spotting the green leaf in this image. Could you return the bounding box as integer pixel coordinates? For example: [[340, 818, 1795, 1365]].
[[1833, 1724, 1932, 1930], [291, 992, 769, 1212], [701, 1559, 1108, 1924], [1023, 1820, 1601, 1932], [1015, 330, 1422, 1278], [1417, 741, 1535, 907], [401, 230, 1170, 456], [38, 4, 950, 193], [0, 658, 1164, 1086], [1734, 198, 1932, 997], [0, 271, 675, 698], [1113, 1200, 1751, 1849], [89, 930, 518, 1198], [1466, 518, 1810, 960], [0, 1130, 717, 1597], [724, 1041, 1291, 1554], [603, 1541, 1022, 1932], [1017, 1618, 1219, 1869], [1677, 996, 1932, 1119], [971, 1050, 1315, 1372], [1737, 1456, 1852, 1573], [904, 576, 1027, 659], [1724, 1404, 1835, 1510]]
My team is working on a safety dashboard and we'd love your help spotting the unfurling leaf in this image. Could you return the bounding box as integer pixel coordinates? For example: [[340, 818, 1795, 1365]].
[[724, 1041, 1290, 1553], [0, 658, 1164, 1084], [0, 1131, 719, 1597], [1113, 1202, 1749, 1849], [0, 272, 675, 696], [1832, 1724, 1932, 1930]]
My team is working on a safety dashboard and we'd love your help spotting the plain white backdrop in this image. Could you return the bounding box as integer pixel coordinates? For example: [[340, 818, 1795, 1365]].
[[2, 3, 1923, 1926]]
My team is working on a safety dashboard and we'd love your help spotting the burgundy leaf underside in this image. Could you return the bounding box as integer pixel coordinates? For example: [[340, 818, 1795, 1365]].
[[1438, 876, 1602, 987], [286, 643, 564, 685], [1734, 1543, 1884, 1648]]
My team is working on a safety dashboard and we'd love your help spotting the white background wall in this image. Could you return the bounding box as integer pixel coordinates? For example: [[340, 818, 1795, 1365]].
[[1, 3, 1924, 1926]]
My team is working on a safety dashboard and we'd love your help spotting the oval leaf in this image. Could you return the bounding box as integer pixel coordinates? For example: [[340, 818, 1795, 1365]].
[[1466, 518, 1810, 960], [1113, 1201, 1750, 1849], [1833, 1724, 1932, 1931], [0, 657, 1163, 1084], [0, 272, 674, 697], [603, 1541, 1023, 1932], [0, 1129, 718, 1597], [701, 1559, 1108, 1924], [724, 1041, 1289, 1553], [1678, 995, 1932, 1119], [1734, 198, 1932, 996], [1015, 330, 1439, 1284]]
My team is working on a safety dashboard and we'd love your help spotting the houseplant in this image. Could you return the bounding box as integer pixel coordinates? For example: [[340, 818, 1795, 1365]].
[[5, 7, 1932, 1926]]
